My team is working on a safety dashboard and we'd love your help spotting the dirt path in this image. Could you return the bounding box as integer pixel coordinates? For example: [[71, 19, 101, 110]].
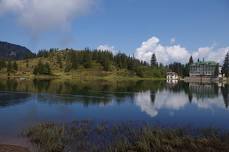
[[0, 144, 30, 152]]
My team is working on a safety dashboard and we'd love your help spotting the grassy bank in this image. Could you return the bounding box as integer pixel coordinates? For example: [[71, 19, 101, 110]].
[[0, 69, 166, 81], [0, 65, 166, 81], [23, 121, 229, 152]]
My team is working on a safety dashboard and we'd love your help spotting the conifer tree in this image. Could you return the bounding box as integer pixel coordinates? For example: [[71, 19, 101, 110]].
[[7, 60, 12, 73], [189, 56, 194, 65], [13, 61, 18, 71], [223, 52, 229, 77], [151, 54, 158, 67]]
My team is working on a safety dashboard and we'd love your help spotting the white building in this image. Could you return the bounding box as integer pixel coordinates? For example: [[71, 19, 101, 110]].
[[167, 72, 179, 80]]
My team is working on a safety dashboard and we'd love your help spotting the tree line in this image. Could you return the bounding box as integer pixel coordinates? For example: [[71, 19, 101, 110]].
[[0, 47, 228, 78], [32, 48, 166, 77]]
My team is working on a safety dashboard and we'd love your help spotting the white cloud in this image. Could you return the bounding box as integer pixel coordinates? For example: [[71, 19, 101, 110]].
[[135, 36, 190, 64], [0, 0, 95, 36], [135, 36, 229, 65], [193, 47, 229, 64], [97, 44, 117, 54]]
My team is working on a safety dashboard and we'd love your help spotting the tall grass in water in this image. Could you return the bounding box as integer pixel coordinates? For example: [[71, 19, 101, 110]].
[[23, 121, 229, 152], [24, 123, 65, 152]]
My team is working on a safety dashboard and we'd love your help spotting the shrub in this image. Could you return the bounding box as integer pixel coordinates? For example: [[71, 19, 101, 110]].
[[33, 61, 51, 75]]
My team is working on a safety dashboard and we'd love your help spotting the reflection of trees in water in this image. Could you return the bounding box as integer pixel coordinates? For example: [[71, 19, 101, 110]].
[[6, 80, 18, 91], [36, 94, 113, 106], [188, 92, 193, 103], [166, 82, 193, 103], [0, 80, 18, 91], [0, 93, 31, 107], [30, 80, 166, 105], [150, 91, 156, 104], [0, 79, 228, 109], [221, 84, 229, 108], [33, 79, 51, 92], [166, 82, 189, 93]]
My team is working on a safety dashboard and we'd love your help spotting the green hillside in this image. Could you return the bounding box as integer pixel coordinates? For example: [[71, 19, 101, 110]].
[[0, 48, 166, 80]]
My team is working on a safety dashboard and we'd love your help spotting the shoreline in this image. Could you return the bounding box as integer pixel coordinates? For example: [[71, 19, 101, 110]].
[[0, 145, 30, 152], [0, 74, 166, 81]]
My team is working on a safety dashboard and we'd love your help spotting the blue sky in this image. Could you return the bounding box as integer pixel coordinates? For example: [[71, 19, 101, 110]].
[[0, 0, 229, 64]]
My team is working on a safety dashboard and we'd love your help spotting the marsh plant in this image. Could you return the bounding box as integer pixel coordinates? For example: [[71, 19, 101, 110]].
[[24, 121, 229, 152]]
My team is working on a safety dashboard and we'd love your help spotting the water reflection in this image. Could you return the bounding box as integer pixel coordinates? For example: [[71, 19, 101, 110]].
[[0, 80, 228, 110], [134, 82, 229, 118], [0, 79, 228, 115], [0, 79, 165, 106], [0, 92, 31, 107], [134, 90, 188, 117], [0, 79, 229, 137], [222, 84, 229, 108]]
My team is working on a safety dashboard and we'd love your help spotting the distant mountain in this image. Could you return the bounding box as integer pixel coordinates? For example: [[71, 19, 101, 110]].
[[0, 41, 34, 60]]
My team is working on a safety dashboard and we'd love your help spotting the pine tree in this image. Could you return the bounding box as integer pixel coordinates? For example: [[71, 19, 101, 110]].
[[151, 54, 158, 67], [26, 59, 29, 68], [7, 60, 12, 73], [56, 55, 62, 68], [13, 61, 18, 71], [223, 52, 229, 77], [189, 56, 194, 65]]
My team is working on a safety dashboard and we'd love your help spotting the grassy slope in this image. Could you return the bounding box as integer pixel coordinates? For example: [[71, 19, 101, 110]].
[[0, 52, 165, 80]]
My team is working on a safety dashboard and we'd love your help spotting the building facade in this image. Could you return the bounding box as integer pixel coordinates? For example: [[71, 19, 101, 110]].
[[167, 72, 179, 80], [189, 61, 219, 77]]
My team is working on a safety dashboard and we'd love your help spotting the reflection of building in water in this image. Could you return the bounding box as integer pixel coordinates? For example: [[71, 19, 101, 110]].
[[189, 83, 218, 99], [166, 79, 178, 84], [134, 87, 228, 118]]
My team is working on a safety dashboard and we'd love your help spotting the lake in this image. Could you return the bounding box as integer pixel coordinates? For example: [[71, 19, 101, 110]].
[[0, 79, 229, 139]]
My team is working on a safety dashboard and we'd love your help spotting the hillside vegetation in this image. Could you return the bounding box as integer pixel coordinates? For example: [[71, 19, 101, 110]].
[[0, 48, 166, 80]]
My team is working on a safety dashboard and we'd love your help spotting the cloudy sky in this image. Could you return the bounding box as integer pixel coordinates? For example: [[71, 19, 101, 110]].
[[0, 0, 229, 64]]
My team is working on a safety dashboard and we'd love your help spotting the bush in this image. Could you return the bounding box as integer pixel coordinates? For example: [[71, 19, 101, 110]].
[[135, 66, 166, 78], [33, 61, 51, 75]]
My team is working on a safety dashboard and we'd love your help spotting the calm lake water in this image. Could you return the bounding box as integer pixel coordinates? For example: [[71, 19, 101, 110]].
[[0, 79, 229, 138]]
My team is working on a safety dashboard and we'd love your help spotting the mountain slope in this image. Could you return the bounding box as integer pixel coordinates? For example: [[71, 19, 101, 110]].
[[0, 41, 34, 60]]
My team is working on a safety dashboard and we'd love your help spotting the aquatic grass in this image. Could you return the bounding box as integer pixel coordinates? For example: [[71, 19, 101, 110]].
[[24, 121, 229, 152], [24, 123, 65, 152]]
